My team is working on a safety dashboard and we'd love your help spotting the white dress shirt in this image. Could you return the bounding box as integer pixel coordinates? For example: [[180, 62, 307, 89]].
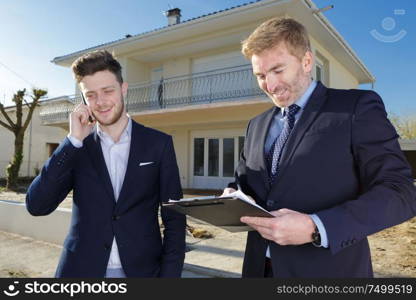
[[68, 118, 132, 271]]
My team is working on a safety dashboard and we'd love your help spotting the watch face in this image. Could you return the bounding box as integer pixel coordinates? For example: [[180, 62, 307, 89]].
[[312, 228, 321, 243]]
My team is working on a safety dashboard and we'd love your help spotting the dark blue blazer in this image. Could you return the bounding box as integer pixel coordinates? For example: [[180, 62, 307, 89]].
[[231, 82, 416, 277], [26, 121, 186, 277]]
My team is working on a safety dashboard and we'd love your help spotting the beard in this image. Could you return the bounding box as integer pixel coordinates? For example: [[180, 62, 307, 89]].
[[93, 94, 125, 126], [275, 70, 310, 106]]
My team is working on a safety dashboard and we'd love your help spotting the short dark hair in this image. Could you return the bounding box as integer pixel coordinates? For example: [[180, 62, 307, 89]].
[[71, 50, 123, 84]]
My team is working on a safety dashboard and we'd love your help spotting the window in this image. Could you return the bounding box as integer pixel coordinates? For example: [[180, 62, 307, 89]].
[[238, 136, 245, 158], [316, 63, 323, 82], [192, 134, 245, 189], [314, 52, 329, 86], [193, 138, 204, 176], [223, 138, 235, 177], [208, 139, 219, 176], [47, 143, 59, 157], [193, 136, 245, 179]]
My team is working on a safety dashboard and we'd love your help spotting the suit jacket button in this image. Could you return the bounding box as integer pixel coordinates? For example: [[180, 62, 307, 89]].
[[104, 245, 111, 250], [112, 215, 120, 221]]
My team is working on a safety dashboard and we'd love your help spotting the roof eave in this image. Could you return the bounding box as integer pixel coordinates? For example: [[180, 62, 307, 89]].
[[303, 0, 375, 84], [52, 0, 375, 84]]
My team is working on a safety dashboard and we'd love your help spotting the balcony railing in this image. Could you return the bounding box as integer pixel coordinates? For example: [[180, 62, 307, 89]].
[[40, 65, 264, 124]]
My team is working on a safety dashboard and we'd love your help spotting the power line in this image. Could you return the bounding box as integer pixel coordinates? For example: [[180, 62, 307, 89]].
[[0, 60, 35, 87]]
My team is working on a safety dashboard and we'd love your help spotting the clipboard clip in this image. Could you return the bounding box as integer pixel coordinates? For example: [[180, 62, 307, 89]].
[[178, 201, 225, 207]]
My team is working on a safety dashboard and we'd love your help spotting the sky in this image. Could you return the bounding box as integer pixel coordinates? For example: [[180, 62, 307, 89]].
[[0, 0, 415, 116]]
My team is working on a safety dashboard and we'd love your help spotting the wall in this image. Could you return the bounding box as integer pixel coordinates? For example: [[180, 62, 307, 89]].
[[310, 36, 359, 89], [123, 57, 150, 85], [0, 201, 70, 245], [160, 128, 190, 188]]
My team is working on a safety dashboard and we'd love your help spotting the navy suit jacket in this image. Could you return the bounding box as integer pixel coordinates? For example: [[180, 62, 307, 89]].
[[230, 82, 416, 278], [26, 120, 186, 277]]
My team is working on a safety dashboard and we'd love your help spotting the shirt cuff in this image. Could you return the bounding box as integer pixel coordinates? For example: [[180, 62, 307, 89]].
[[67, 135, 83, 148], [309, 214, 329, 248]]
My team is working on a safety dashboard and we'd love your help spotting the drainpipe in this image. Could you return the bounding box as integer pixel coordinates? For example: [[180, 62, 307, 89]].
[[27, 119, 33, 177]]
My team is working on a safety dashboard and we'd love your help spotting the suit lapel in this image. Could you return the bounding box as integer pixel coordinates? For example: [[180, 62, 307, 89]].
[[257, 107, 278, 190], [115, 121, 144, 210], [84, 131, 116, 203], [270, 82, 328, 191]]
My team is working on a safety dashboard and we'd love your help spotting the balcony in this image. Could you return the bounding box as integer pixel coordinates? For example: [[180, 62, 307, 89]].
[[39, 65, 264, 125]]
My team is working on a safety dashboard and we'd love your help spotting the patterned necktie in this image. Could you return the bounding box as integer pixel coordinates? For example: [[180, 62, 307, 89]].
[[267, 104, 300, 183]]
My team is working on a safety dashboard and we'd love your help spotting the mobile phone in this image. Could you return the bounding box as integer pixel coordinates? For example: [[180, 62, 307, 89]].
[[80, 93, 94, 123]]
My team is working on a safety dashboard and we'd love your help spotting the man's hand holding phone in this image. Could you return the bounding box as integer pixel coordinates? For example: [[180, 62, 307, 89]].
[[69, 103, 95, 142]]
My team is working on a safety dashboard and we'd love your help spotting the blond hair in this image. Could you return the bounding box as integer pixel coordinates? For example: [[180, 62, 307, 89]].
[[242, 17, 311, 60]]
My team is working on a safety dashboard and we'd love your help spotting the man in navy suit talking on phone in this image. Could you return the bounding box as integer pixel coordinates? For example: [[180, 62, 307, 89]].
[[26, 50, 186, 278]]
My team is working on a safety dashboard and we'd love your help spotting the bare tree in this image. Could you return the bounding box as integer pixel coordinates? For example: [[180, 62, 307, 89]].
[[0, 88, 47, 190], [390, 114, 416, 140]]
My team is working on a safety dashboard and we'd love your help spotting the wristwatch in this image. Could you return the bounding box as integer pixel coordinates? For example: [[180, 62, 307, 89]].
[[311, 225, 322, 247]]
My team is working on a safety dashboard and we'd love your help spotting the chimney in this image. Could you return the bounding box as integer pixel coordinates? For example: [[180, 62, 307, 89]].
[[164, 8, 181, 26]]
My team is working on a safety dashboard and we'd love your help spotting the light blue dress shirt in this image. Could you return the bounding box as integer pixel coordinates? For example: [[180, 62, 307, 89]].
[[265, 80, 329, 249]]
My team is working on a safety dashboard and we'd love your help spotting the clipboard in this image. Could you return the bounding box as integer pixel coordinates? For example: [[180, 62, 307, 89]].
[[162, 196, 274, 232]]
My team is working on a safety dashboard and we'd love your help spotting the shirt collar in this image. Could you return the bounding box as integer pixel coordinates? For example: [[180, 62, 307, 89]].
[[96, 116, 132, 143], [280, 80, 317, 115]]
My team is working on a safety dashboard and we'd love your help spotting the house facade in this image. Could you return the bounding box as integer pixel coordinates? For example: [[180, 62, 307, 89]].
[[37, 0, 375, 189]]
